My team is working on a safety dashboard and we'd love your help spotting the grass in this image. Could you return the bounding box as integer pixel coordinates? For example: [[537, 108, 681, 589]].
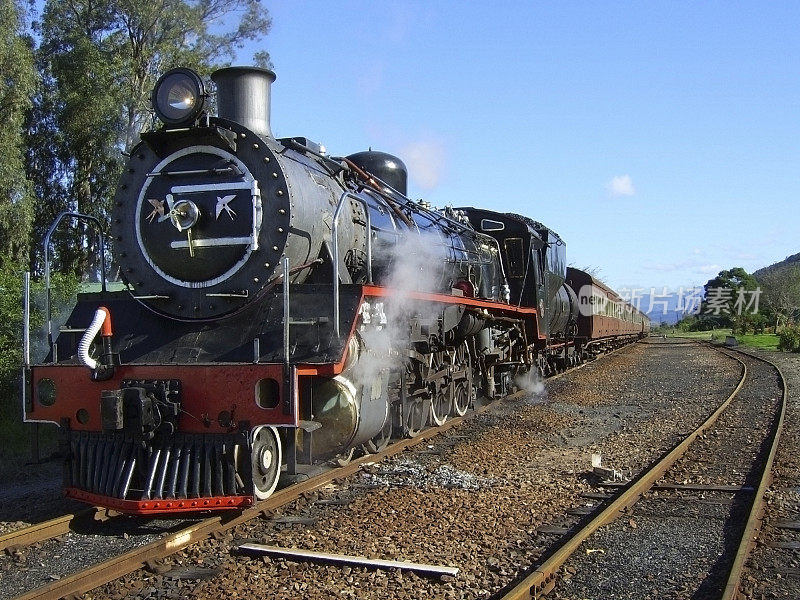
[[666, 328, 780, 351], [668, 328, 732, 340], [734, 333, 781, 350], [0, 398, 61, 479]]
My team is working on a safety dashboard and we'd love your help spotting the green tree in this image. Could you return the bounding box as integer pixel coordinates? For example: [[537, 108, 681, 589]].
[[0, 0, 37, 266], [758, 265, 800, 329], [700, 267, 761, 332], [30, 0, 272, 276], [36, 3, 123, 276]]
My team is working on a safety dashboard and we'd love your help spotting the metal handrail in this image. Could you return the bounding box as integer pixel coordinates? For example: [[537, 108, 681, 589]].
[[43, 211, 108, 353], [23, 272, 30, 367], [332, 192, 373, 336], [282, 257, 290, 367]]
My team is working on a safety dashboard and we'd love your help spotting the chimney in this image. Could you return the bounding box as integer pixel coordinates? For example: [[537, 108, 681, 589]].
[[211, 66, 276, 138]]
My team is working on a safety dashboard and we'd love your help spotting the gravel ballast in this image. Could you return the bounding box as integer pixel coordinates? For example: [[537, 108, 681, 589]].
[[75, 340, 747, 600]]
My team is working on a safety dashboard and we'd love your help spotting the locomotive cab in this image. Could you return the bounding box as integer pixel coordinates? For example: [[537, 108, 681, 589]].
[[458, 209, 578, 341]]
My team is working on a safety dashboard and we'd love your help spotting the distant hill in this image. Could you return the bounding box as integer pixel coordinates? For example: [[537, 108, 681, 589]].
[[753, 252, 800, 280], [638, 291, 686, 325]]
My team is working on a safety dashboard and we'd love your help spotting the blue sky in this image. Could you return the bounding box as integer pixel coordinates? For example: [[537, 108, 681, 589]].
[[233, 1, 800, 292]]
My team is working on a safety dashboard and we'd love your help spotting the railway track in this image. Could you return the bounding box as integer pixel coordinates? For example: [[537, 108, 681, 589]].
[[1, 342, 640, 600], [499, 343, 786, 599], [0, 509, 97, 554], [736, 348, 800, 598], [9, 340, 766, 600], [4, 421, 469, 600], [1, 385, 516, 599], [66, 339, 740, 599]]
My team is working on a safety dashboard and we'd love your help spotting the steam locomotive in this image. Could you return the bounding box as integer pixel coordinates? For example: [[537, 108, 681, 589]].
[[23, 66, 649, 514]]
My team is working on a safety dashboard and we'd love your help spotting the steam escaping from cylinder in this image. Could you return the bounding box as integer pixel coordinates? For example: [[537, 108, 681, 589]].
[[310, 232, 447, 455], [353, 230, 449, 381], [514, 369, 547, 403], [312, 229, 478, 453]]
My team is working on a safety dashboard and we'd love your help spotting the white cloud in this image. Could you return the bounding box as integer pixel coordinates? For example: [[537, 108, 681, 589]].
[[642, 259, 721, 274], [697, 264, 723, 274], [401, 138, 447, 191], [608, 174, 635, 197]]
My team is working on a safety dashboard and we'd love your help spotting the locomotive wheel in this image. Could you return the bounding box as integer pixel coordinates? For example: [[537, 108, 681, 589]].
[[452, 380, 471, 417], [335, 447, 355, 466], [251, 426, 282, 500], [428, 351, 450, 426], [363, 416, 393, 453], [405, 399, 426, 437], [451, 342, 472, 417], [403, 359, 427, 437]]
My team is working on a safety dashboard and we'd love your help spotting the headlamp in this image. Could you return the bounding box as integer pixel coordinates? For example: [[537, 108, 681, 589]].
[[151, 68, 206, 125]]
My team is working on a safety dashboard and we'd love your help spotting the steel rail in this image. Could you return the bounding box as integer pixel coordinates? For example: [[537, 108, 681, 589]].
[[13, 394, 501, 600], [1, 513, 81, 553], [501, 344, 749, 599], [14, 339, 641, 600], [0, 507, 114, 553], [720, 349, 787, 600]]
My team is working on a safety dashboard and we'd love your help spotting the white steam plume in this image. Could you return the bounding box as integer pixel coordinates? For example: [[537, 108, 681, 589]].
[[350, 231, 449, 393], [514, 369, 548, 404], [401, 139, 447, 191]]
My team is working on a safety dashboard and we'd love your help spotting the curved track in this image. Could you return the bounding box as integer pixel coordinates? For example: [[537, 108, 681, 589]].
[[498, 342, 786, 600]]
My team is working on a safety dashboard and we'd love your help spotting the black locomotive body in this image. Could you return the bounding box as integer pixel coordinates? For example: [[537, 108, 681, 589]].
[[24, 67, 648, 514]]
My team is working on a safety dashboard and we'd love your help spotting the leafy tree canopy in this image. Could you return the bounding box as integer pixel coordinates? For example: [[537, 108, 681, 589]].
[[0, 0, 37, 266], [29, 0, 271, 275], [700, 267, 761, 330]]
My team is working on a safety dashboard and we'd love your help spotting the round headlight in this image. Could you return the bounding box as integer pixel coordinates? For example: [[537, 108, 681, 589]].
[[152, 68, 206, 125]]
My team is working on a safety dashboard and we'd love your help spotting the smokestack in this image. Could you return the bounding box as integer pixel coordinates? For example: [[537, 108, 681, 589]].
[[211, 66, 276, 138]]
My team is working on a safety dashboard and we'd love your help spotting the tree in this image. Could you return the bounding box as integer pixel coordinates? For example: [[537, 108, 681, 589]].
[[758, 266, 800, 329], [111, 0, 273, 150], [30, 0, 272, 276], [699, 267, 761, 332], [0, 0, 37, 266], [35, 3, 123, 276]]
